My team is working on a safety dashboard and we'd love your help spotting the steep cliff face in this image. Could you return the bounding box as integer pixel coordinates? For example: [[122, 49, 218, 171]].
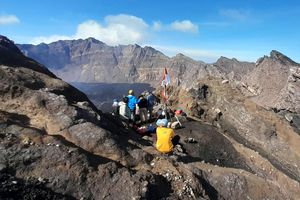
[[18, 38, 169, 84], [18, 38, 225, 87], [242, 50, 300, 113]]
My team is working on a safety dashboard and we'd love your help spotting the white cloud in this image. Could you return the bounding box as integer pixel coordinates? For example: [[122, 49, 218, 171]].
[[75, 14, 149, 45], [31, 14, 150, 45], [170, 20, 198, 33], [0, 15, 20, 25], [30, 14, 200, 45], [152, 21, 162, 31], [219, 9, 250, 21], [30, 35, 71, 45]]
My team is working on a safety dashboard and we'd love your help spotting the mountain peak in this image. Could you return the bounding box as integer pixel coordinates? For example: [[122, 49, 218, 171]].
[[84, 37, 105, 45], [255, 50, 299, 67], [218, 56, 229, 60], [269, 50, 299, 66], [270, 50, 285, 59], [215, 56, 240, 64], [174, 53, 188, 59], [0, 35, 22, 55], [0, 35, 55, 77]]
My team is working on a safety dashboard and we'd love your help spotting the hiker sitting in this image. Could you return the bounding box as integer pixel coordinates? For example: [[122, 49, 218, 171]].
[[112, 99, 119, 116], [156, 108, 170, 120], [118, 96, 130, 120], [138, 95, 148, 123], [155, 119, 180, 153], [156, 108, 163, 119], [127, 90, 138, 123]]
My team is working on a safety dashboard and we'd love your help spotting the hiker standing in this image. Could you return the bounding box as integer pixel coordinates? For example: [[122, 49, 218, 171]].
[[127, 90, 138, 123], [118, 96, 130, 120], [138, 95, 148, 123], [112, 99, 119, 116]]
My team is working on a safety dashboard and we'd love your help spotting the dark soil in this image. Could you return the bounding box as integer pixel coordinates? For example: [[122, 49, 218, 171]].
[[0, 170, 75, 200], [175, 120, 253, 173]]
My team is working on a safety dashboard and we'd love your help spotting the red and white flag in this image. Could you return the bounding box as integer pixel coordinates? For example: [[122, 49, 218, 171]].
[[161, 68, 171, 86]]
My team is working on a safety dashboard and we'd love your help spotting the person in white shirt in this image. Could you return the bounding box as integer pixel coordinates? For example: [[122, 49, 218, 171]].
[[118, 96, 130, 120]]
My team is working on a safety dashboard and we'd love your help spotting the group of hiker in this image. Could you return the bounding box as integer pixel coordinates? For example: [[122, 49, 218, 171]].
[[112, 89, 184, 154], [112, 90, 156, 124]]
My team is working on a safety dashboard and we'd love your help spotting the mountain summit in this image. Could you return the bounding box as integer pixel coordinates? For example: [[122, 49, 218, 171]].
[[2, 35, 300, 199]]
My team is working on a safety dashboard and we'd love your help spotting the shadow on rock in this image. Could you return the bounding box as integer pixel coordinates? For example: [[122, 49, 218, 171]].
[[176, 121, 254, 173], [0, 169, 75, 200], [0, 110, 31, 127], [50, 135, 116, 168]]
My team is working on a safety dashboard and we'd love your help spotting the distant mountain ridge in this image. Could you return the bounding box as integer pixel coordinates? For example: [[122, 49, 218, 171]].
[[18, 38, 170, 85], [17, 38, 252, 87], [17, 37, 300, 112]]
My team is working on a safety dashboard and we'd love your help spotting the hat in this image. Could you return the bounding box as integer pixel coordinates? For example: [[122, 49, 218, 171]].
[[175, 109, 183, 115], [128, 90, 134, 95], [156, 119, 168, 127]]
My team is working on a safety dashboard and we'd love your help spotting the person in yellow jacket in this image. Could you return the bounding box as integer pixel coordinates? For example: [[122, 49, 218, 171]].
[[155, 118, 176, 153]]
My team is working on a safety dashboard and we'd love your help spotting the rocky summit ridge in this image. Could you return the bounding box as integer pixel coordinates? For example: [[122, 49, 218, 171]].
[[1, 35, 300, 199]]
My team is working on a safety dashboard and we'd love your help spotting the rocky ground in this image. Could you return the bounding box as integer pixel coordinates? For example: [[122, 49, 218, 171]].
[[159, 78, 300, 198], [1, 35, 300, 199]]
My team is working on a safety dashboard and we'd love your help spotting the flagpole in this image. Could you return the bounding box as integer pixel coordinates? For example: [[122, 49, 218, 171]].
[[163, 68, 169, 119]]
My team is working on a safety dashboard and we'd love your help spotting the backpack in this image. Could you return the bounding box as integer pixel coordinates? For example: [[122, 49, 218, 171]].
[[123, 96, 129, 104], [147, 94, 155, 107]]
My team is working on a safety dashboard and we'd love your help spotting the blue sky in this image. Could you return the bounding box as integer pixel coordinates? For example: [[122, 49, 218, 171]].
[[0, 0, 300, 62]]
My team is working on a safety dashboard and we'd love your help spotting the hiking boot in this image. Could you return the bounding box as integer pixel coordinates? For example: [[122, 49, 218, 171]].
[[175, 144, 183, 153], [185, 137, 197, 143]]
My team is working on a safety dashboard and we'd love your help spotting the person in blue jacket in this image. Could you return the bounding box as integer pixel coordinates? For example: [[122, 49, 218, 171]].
[[127, 89, 138, 122]]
